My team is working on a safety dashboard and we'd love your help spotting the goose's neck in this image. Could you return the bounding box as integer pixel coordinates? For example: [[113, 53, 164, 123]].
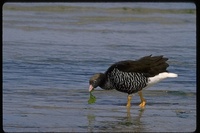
[[99, 74, 114, 90]]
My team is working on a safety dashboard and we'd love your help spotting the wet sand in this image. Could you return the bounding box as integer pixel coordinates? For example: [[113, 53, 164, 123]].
[[3, 88, 196, 132]]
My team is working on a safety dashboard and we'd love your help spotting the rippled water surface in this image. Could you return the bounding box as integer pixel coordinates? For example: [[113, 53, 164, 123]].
[[3, 3, 196, 132]]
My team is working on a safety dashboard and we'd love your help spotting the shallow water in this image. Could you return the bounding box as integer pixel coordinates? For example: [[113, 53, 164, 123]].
[[3, 3, 196, 132]]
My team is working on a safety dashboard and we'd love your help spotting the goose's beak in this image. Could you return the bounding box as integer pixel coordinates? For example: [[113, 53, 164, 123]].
[[89, 85, 94, 92]]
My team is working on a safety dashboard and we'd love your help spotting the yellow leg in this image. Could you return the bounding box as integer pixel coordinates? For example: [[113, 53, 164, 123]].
[[138, 91, 146, 108], [126, 94, 132, 107]]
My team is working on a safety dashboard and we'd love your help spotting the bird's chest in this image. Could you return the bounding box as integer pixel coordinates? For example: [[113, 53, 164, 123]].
[[108, 68, 148, 94]]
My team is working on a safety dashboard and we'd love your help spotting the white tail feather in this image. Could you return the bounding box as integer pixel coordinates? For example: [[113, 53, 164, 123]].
[[146, 72, 178, 88], [166, 73, 178, 78]]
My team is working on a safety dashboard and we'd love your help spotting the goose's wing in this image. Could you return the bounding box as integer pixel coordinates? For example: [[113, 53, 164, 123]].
[[105, 55, 169, 77]]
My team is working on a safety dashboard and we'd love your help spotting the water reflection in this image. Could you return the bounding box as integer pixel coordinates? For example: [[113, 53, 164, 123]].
[[87, 114, 96, 132], [87, 107, 145, 132], [124, 107, 145, 132]]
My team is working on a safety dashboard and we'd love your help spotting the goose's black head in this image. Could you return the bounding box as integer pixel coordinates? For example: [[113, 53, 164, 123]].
[[89, 73, 105, 92]]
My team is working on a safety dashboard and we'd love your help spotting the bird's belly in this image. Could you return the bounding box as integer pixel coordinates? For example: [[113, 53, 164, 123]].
[[114, 81, 146, 94], [108, 69, 148, 94]]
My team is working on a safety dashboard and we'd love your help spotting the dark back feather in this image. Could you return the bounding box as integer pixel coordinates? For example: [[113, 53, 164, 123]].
[[105, 55, 169, 77]]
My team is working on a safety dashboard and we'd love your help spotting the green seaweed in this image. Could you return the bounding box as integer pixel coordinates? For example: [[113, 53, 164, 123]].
[[88, 91, 96, 104]]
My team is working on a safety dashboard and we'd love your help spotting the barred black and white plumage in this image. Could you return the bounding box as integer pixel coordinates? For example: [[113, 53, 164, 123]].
[[89, 55, 178, 107], [108, 68, 148, 94]]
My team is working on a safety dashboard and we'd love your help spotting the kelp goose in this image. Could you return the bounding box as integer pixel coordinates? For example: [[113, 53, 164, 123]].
[[89, 55, 178, 107]]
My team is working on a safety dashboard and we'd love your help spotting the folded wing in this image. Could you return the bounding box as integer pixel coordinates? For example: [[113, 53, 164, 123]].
[[105, 55, 169, 77]]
